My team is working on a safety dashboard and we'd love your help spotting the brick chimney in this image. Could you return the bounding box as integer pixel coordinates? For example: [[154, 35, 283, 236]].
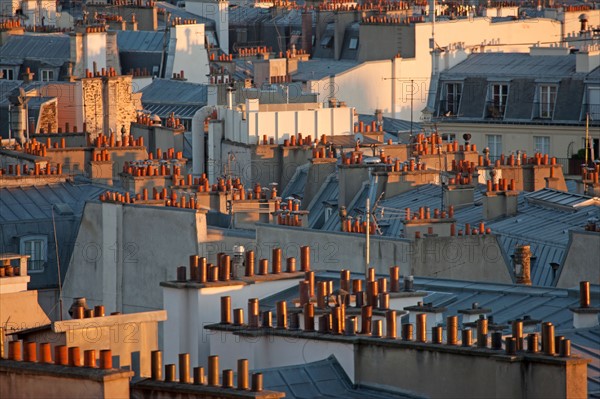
[[513, 244, 532, 285]]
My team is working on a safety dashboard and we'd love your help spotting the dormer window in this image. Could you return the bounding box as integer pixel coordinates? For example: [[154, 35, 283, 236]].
[[442, 83, 462, 116], [587, 86, 600, 121], [539, 85, 557, 119], [487, 83, 508, 119], [40, 69, 55, 82], [1, 68, 15, 80], [19, 235, 47, 273], [320, 35, 333, 48]]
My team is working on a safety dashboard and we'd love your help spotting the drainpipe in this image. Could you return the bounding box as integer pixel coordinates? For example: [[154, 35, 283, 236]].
[[192, 105, 217, 176]]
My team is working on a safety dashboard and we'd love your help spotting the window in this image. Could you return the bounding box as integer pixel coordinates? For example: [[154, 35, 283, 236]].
[[443, 83, 462, 116], [40, 69, 55, 82], [441, 133, 456, 142], [1, 68, 15, 80], [539, 85, 557, 118], [588, 87, 600, 121], [534, 136, 550, 154], [20, 235, 48, 273], [487, 134, 502, 157], [488, 83, 508, 118], [324, 207, 333, 222], [581, 138, 600, 161], [348, 37, 358, 50], [320, 35, 333, 48]]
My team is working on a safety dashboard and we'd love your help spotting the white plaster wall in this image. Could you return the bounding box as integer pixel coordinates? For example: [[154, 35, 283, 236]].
[[62, 203, 207, 318], [165, 24, 210, 84], [21, 0, 57, 26], [162, 277, 302, 368], [84, 33, 108, 73], [185, 0, 229, 53], [228, 103, 354, 145]]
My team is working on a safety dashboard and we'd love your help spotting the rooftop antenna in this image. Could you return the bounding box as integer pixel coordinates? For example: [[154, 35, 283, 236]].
[[365, 197, 370, 278], [430, 0, 436, 48]]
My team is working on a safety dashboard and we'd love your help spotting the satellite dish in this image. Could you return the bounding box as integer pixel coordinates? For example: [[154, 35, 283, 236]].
[[355, 133, 364, 143]]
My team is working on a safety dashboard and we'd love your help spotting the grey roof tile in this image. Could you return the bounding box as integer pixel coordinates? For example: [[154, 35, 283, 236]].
[[292, 59, 359, 82], [117, 30, 165, 52], [0, 33, 70, 67], [257, 356, 415, 399], [442, 53, 577, 79], [140, 78, 208, 104]]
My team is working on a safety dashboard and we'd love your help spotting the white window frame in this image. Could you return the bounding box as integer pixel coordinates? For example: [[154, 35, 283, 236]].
[[444, 82, 462, 116], [441, 133, 456, 142], [587, 86, 600, 121], [19, 235, 48, 273], [486, 134, 502, 157], [40, 69, 55, 82], [533, 136, 550, 154], [1, 68, 15, 80], [539, 85, 557, 119], [488, 83, 509, 118]]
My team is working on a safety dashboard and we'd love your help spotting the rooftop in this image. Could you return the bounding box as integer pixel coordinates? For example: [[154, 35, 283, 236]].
[[140, 78, 208, 105], [117, 30, 165, 53], [314, 181, 599, 287], [0, 33, 70, 67], [293, 59, 359, 82], [258, 355, 416, 399], [441, 53, 581, 79]]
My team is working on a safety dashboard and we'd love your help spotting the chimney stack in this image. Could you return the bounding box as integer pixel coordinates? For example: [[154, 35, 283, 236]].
[[514, 245, 532, 285], [569, 281, 600, 328]]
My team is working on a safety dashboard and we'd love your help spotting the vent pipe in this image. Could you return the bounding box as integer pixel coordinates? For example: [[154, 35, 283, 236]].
[[416, 314, 427, 342], [476, 316, 488, 348], [237, 359, 249, 390], [361, 306, 372, 334], [151, 350, 162, 380], [208, 355, 219, 386], [300, 246, 310, 271], [165, 364, 176, 382], [446, 316, 458, 345], [432, 326, 443, 344], [221, 296, 231, 324], [179, 353, 191, 383], [304, 303, 315, 331], [527, 333, 539, 353], [251, 373, 263, 392], [194, 367, 205, 384], [386, 310, 397, 339], [542, 322, 555, 355], [248, 298, 259, 328], [222, 370, 234, 388]]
